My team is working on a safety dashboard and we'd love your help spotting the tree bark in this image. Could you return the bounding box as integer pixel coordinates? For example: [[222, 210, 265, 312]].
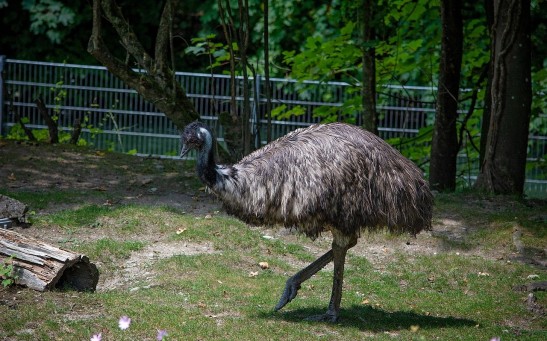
[[87, 0, 199, 130], [0, 229, 99, 291], [475, 0, 531, 194], [429, 0, 463, 191], [361, 0, 378, 135]]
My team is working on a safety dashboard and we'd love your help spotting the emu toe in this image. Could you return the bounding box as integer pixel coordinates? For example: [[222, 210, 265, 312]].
[[274, 278, 301, 311]]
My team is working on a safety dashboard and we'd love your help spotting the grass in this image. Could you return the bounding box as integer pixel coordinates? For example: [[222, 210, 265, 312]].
[[1, 145, 546, 340]]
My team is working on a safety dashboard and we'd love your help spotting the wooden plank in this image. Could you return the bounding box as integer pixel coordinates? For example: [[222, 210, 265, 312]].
[[0, 245, 44, 265]]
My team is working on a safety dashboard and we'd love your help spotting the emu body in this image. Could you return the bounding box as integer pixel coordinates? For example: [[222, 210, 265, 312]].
[[180, 122, 433, 322]]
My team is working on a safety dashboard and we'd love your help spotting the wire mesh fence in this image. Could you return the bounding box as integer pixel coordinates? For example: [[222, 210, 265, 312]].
[[0, 57, 545, 194]]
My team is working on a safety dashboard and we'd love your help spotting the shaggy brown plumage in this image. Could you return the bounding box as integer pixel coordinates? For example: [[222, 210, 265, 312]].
[[180, 122, 433, 322]]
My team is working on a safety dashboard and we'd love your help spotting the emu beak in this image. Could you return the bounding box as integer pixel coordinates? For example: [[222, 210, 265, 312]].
[[180, 144, 190, 158]]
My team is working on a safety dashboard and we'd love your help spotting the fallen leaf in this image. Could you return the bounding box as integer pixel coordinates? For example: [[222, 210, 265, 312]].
[[527, 274, 540, 279], [410, 325, 420, 332], [8, 173, 16, 181], [258, 262, 269, 270], [176, 228, 187, 235], [95, 151, 106, 156], [249, 271, 259, 277], [197, 302, 207, 309], [204, 214, 212, 219], [478, 272, 490, 277], [362, 299, 370, 305]]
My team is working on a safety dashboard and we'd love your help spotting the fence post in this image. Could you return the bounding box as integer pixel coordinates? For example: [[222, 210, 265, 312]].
[[0, 55, 5, 136]]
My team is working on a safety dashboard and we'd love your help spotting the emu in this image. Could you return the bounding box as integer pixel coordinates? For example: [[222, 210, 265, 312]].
[[180, 122, 433, 322]]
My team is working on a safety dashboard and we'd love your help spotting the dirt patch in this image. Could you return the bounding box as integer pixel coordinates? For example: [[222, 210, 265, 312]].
[[99, 240, 217, 292]]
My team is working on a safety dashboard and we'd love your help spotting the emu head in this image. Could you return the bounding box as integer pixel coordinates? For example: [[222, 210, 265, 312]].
[[180, 121, 212, 158]]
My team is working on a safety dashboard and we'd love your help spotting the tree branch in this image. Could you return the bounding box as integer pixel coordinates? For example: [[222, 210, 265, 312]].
[[88, 0, 199, 129], [155, 0, 179, 71], [457, 65, 488, 150], [99, 0, 153, 71]]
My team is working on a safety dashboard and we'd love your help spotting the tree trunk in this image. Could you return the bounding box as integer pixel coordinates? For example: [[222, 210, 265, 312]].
[[429, 0, 463, 191], [361, 0, 378, 135], [0, 229, 99, 291], [479, 0, 495, 167], [87, 0, 199, 130], [475, 0, 531, 194]]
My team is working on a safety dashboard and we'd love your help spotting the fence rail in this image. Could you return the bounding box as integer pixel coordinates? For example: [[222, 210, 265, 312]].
[[0, 57, 545, 194]]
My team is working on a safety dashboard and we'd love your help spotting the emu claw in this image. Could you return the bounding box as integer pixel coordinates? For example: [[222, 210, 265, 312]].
[[274, 278, 300, 311]]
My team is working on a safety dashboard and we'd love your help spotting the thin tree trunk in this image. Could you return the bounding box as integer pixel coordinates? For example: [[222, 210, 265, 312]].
[[361, 0, 377, 135], [238, 0, 252, 155], [264, 0, 272, 143], [429, 0, 463, 191], [35, 97, 59, 144], [218, 0, 243, 161], [70, 119, 82, 144], [475, 0, 531, 194], [479, 0, 495, 168]]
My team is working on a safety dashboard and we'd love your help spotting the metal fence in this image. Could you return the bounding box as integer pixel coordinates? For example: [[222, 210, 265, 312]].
[[0, 57, 545, 194]]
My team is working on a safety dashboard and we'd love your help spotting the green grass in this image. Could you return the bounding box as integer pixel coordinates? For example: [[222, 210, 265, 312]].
[[1, 170, 546, 340]]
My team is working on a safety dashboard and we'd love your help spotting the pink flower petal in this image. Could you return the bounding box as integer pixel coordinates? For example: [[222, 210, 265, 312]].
[[119, 315, 131, 330], [157, 329, 168, 340]]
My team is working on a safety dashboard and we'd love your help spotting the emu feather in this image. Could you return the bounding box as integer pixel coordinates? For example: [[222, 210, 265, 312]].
[[180, 122, 433, 322]]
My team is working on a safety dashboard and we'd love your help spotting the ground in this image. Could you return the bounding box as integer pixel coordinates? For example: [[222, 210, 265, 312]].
[[0, 139, 545, 340]]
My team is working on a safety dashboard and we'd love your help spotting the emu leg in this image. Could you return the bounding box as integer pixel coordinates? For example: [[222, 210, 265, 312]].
[[274, 250, 334, 311], [306, 232, 358, 322]]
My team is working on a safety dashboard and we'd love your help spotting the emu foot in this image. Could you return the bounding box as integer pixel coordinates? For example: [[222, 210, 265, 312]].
[[304, 311, 339, 323], [274, 277, 301, 311]]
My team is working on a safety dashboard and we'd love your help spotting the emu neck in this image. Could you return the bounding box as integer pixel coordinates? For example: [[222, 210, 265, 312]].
[[196, 141, 218, 188]]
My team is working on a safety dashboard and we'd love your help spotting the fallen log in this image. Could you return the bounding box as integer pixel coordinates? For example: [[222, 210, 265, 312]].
[[0, 229, 99, 292]]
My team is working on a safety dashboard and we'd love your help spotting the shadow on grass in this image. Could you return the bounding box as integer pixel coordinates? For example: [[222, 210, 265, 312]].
[[257, 305, 476, 331]]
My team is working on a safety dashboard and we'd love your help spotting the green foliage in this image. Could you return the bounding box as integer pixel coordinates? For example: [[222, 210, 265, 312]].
[[277, 22, 362, 123], [285, 22, 361, 84], [0, 257, 17, 287], [387, 125, 433, 171], [185, 34, 233, 73], [531, 67, 547, 135], [22, 0, 77, 44], [270, 104, 306, 120]]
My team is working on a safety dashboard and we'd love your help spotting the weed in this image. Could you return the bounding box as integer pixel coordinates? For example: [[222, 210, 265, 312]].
[[0, 257, 17, 287]]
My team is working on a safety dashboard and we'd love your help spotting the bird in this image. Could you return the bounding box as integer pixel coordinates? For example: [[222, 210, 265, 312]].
[[179, 121, 433, 322]]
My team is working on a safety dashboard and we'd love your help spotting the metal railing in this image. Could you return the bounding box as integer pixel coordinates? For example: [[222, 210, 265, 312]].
[[0, 58, 545, 194]]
